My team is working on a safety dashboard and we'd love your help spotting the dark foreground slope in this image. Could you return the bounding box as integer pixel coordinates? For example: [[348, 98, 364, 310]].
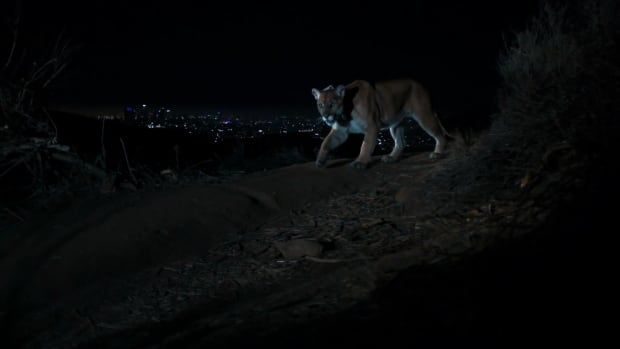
[[0, 154, 437, 348], [0, 158, 382, 319], [0, 150, 612, 348]]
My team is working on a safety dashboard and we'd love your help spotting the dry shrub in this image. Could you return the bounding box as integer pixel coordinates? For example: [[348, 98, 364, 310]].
[[426, 0, 620, 215]]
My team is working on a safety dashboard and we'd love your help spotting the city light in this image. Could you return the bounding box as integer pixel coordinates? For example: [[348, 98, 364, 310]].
[[123, 104, 324, 142], [120, 104, 433, 151]]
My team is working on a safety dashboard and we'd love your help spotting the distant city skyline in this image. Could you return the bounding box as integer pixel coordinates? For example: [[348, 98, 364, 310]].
[[112, 103, 432, 152], [51, 103, 435, 153], [51, 103, 317, 121]]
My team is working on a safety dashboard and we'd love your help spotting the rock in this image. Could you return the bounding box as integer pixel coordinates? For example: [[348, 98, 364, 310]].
[[119, 181, 137, 192], [240, 240, 271, 256], [160, 168, 178, 182], [100, 175, 117, 194], [394, 186, 415, 203], [274, 239, 323, 260]]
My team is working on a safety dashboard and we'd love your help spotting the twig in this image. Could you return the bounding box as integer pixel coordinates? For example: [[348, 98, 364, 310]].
[[42, 32, 70, 88], [29, 58, 57, 84], [119, 137, 137, 184], [181, 159, 214, 173], [3, 24, 18, 72], [4, 208, 25, 222], [304, 256, 370, 263], [174, 144, 180, 171], [100, 118, 106, 169], [0, 158, 25, 179], [42, 108, 58, 141], [50, 152, 106, 179], [43, 62, 68, 88]]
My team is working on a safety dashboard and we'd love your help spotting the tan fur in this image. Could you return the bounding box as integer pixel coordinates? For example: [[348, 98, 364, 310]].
[[312, 79, 449, 169]]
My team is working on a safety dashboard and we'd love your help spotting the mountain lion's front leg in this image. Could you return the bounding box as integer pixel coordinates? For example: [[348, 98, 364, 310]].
[[316, 127, 349, 167], [350, 127, 377, 169]]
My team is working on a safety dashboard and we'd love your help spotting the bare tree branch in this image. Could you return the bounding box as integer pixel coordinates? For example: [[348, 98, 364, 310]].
[[2, 23, 18, 72], [42, 108, 58, 141], [120, 137, 138, 184]]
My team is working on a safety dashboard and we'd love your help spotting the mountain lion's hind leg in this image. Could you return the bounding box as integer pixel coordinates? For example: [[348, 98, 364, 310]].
[[382, 125, 405, 163], [412, 111, 448, 159]]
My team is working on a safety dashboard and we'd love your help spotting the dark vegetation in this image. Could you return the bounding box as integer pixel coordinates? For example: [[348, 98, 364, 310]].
[[395, 1, 619, 344], [433, 0, 619, 202], [0, 10, 96, 213]]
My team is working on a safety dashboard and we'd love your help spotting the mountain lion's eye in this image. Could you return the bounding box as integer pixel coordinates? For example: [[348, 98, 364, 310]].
[[318, 103, 324, 108]]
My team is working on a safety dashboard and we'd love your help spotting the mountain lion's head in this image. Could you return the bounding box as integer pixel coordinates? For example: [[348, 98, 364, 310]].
[[311, 85, 345, 124]]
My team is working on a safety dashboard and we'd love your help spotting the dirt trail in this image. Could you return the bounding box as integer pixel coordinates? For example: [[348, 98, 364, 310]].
[[1, 153, 447, 348], [0, 157, 427, 318]]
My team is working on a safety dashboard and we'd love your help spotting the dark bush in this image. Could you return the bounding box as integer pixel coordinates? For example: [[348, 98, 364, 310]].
[[427, 0, 620, 212]]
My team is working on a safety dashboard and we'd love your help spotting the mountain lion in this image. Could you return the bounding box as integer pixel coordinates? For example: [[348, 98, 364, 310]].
[[312, 79, 449, 169]]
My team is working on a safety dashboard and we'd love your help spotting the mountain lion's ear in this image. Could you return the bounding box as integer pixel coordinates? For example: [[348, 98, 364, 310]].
[[312, 88, 321, 100], [336, 85, 346, 97]]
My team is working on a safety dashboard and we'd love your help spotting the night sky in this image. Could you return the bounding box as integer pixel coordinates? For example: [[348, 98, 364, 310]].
[[4, 0, 540, 115]]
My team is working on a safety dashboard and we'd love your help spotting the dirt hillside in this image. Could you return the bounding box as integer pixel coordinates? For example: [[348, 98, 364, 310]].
[[1, 154, 446, 347]]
